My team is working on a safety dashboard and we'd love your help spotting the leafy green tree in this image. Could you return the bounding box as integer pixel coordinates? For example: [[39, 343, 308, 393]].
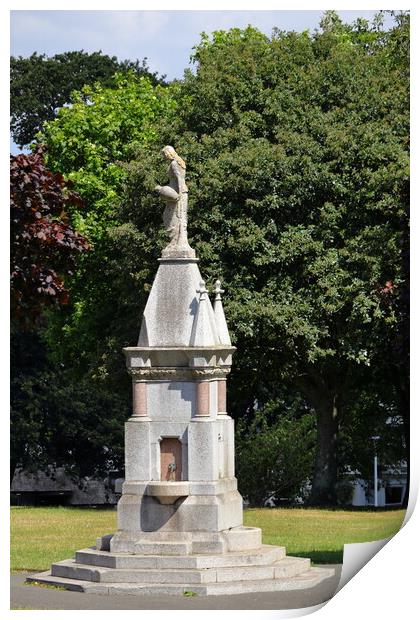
[[146, 15, 407, 504], [34, 13, 408, 506], [11, 72, 175, 485], [10, 50, 164, 147], [40, 72, 177, 240], [236, 402, 316, 506], [169, 16, 408, 504], [339, 385, 406, 486], [11, 366, 127, 485], [36, 73, 177, 380]]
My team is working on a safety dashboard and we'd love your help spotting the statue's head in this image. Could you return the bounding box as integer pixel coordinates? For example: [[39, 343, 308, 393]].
[[162, 145, 176, 160], [161, 145, 186, 170]]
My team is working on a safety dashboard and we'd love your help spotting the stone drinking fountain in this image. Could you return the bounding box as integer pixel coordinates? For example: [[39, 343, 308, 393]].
[[28, 147, 334, 595]]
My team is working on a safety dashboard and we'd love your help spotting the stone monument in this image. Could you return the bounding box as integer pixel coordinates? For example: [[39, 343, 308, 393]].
[[28, 147, 334, 595]]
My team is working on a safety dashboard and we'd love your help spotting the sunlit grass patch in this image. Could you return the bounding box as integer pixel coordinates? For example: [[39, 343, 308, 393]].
[[11, 505, 405, 570], [244, 507, 406, 563], [11, 506, 117, 572]]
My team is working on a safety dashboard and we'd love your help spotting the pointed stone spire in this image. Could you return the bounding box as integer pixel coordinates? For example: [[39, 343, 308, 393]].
[[190, 280, 220, 347], [213, 279, 231, 346]]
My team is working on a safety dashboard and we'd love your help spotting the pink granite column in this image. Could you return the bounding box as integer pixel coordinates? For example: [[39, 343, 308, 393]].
[[132, 380, 147, 417], [217, 379, 227, 414], [196, 381, 210, 416]]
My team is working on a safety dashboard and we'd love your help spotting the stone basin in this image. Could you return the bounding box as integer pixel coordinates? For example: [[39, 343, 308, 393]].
[[146, 481, 190, 505]]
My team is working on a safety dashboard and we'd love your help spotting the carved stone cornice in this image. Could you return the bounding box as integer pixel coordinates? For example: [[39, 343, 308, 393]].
[[123, 346, 236, 372], [128, 366, 231, 381]]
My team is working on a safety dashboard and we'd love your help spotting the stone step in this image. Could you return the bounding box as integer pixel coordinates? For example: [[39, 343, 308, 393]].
[[52, 559, 217, 584], [75, 544, 286, 570], [274, 556, 311, 578], [201, 567, 336, 596], [215, 557, 311, 582], [133, 541, 192, 555], [191, 539, 227, 554], [27, 566, 336, 596], [51, 554, 311, 585]]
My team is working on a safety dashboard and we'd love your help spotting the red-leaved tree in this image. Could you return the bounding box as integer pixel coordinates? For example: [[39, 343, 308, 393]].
[[10, 147, 90, 328]]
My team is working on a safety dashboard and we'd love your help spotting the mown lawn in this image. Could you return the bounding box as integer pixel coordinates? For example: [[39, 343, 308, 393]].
[[10, 505, 406, 571], [244, 507, 406, 563], [11, 506, 116, 572]]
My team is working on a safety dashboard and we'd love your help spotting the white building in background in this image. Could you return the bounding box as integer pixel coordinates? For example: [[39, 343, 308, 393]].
[[350, 463, 408, 508]]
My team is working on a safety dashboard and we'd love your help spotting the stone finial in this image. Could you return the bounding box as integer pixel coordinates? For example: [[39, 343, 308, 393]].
[[196, 280, 209, 299], [214, 279, 224, 301], [190, 279, 220, 347], [213, 278, 231, 346]]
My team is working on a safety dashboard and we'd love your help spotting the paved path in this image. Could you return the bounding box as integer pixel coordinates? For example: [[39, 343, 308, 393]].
[[11, 566, 341, 610]]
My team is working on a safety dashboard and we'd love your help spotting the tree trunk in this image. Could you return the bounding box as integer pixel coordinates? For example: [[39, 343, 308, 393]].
[[308, 392, 340, 506], [10, 457, 17, 488]]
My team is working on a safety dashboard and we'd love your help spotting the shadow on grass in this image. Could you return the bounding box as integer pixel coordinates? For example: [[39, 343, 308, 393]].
[[292, 549, 343, 564], [262, 505, 406, 513]]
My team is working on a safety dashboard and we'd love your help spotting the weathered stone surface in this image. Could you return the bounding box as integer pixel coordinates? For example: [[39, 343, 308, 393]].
[[120, 482, 148, 496], [132, 541, 192, 556], [124, 347, 235, 371], [27, 563, 336, 596], [273, 557, 311, 578], [110, 524, 257, 557], [217, 415, 235, 478], [146, 481, 190, 504], [124, 419, 151, 481], [137, 259, 219, 348], [188, 478, 238, 495], [147, 381, 196, 421], [223, 526, 262, 551], [96, 534, 113, 551], [187, 419, 219, 481], [190, 280, 220, 347], [154, 146, 194, 258], [213, 280, 232, 346], [132, 380, 148, 416], [52, 557, 312, 585], [76, 544, 285, 570]]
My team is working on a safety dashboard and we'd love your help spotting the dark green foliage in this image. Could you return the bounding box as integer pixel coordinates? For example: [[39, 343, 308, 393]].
[[173, 15, 408, 504], [339, 385, 406, 483], [236, 404, 316, 506], [10, 50, 165, 146], [11, 366, 128, 482], [13, 13, 409, 503]]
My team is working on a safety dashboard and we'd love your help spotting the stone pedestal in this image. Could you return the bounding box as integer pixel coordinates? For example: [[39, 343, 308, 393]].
[[111, 253, 243, 552], [28, 251, 335, 596]]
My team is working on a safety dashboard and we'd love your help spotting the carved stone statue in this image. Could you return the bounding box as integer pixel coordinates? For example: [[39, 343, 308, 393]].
[[155, 146, 195, 258]]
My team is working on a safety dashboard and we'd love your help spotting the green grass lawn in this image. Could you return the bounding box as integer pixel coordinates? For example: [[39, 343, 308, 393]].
[[10, 505, 406, 571], [244, 507, 406, 563], [11, 506, 116, 572]]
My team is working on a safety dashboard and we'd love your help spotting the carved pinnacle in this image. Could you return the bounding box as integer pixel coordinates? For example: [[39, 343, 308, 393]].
[[196, 280, 209, 300], [214, 279, 225, 301]]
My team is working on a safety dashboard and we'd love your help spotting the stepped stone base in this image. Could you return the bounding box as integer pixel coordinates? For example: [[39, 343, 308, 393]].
[[27, 527, 335, 596], [109, 525, 261, 555]]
